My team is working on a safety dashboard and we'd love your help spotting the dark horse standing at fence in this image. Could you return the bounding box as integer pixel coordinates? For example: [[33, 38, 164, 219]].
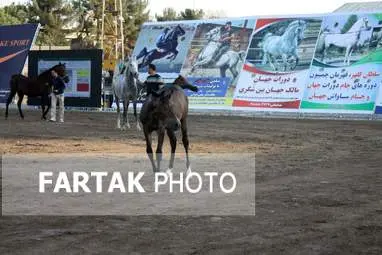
[[140, 75, 198, 174], [136, 25, 186, 69], [5, 63, 68, 120]]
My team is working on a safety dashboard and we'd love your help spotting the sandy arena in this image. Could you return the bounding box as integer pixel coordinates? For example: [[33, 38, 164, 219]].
[[1, 109, 382, 254]]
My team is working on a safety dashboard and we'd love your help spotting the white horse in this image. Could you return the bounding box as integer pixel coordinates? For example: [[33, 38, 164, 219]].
[[317, 17, 370, 65], [112, 56, 142, 131], [260, 20, 307, 71], [190, 26, 246, 81]]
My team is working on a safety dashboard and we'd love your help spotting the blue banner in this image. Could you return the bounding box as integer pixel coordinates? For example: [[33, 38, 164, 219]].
[[185, 77, 230, 97], [0, 23, 39, 103]]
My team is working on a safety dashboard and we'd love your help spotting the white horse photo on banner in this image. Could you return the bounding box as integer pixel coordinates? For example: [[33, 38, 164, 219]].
[[315, 17, 371, 66], [232, 17, 322, 111], [260, 20, 307, 71]]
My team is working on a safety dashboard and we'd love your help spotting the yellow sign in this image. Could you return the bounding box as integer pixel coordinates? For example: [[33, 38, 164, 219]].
[[103, 59, 116, 71]]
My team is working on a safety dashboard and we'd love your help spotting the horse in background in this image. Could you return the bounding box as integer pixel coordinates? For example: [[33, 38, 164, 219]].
[[260, 20, 307, 71], [316, 17, 371, 65], [190, 26, 246, 81], [5, 63, 68, 120], [140, 75, 196, 175], [112, 56, 142, 130], [136, 25, 186, 69]]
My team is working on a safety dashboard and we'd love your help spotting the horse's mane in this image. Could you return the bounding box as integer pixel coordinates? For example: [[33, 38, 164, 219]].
[[38, 64, 61, 78]]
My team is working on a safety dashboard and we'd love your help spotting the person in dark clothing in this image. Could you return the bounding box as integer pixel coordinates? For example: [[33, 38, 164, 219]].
[[213, 21, 234, 62], [49, 70, 66, 122], [144, 64, 164, 97]]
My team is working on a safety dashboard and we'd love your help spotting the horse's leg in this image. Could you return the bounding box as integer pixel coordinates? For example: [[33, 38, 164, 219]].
[[156, 129, 165, 172], [133, 100, 141, 131], [123, 99, 130, 129], [219, 65, 228, 78], [170, 49, 178, 60], [261, 52, 268, 65], [166, 129, 177, 174], [348, 47, 354, 65], [294, 54, 299, 70], [17, 92, 24, 119], [229, 65, 239, 81], [344, 46, 351, 65], [181, 118, 191, 176], [43, 94, 51, 120], [268, 54, 276, 71], [40, 96, 45, 120], [5, 89, 16, 119], [282, 54, 288, 72], [323, 45, 329, 64], [115, 96, 121, 129], [144, 127, 157, 173]]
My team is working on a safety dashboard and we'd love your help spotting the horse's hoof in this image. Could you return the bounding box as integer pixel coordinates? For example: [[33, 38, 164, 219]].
[[166, 169, 173, 176], [185, 166, 192, 176]]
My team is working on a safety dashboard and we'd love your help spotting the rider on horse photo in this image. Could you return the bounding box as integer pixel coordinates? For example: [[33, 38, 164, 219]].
[[135, 24, 188, 70], [212, 21, 234, 63]]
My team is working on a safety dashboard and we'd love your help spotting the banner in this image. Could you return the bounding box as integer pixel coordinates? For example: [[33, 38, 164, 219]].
[[181, 19, 256, 107], [184, 77, 230, 106], [132, 22, 197, 81], [38, 60, 92, 98], [132, 13, 382, 115], [233, 18, 322, 110], [0, 23, 39, 103], [375, 73, 382, 114], [301, 14, 382, 113]]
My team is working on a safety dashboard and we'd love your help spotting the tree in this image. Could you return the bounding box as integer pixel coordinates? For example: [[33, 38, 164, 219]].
[[27, 0, 74, 45], [341, 15, 358, 34], [0, 8, 21, 25], [122, 0, 149, 53], [155, 7, 178, 21], [179, 8, 204, 20], [2, 3, 28, 23], [204, 9, 227, 19]]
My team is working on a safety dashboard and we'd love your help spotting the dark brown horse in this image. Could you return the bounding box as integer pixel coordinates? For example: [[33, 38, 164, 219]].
[[5, 63, 68, 120], [140, 75, 198, 174]]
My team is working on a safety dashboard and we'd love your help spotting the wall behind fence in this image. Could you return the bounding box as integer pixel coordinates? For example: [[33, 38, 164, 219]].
[[133, 12, 382, 115]]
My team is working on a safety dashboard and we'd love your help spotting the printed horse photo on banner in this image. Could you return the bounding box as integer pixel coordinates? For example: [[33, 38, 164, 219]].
[[132, 23, 197, 76], [181, 19, 256, 88], [232, 18, 322, 110], [313, 14, 382, 67], [246, 18, 322, 72]]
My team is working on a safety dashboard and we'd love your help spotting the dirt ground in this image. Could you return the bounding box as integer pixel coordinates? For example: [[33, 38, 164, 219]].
[[1, 109, 382, 254]]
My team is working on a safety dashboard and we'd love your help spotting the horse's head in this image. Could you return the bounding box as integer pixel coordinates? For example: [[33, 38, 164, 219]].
[[284, 20, 306, 42], [205, 26, 220, 41], [126, 55, 139, 79], [52, 62, 69, 83], [174, 24, 185, 36], [295, 20, 307, 41], [350, 17, 371, 33]]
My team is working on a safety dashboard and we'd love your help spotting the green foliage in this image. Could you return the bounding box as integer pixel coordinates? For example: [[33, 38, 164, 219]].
[[179, 8, 204, 20], [0, 7, 21, 25], [341, 15, 358, 34], [155, 8, 205, 21], [155, 7, 178, 21]]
